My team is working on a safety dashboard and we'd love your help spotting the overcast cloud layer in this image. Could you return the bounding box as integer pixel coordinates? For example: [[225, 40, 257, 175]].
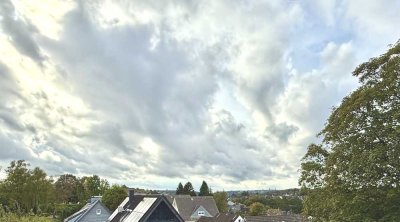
[[1, 0, 400, 190]]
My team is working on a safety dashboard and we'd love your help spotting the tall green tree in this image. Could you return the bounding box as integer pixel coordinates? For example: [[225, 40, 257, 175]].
[[176, 182, 184, 195], [199, 181, 211, 196], [55, 174, 83, 203], [81, 175, 102, 199], [99, 179, 110, 195], [27, 167, 55, 213], [183, 182, 196, 196], [1, 160, 31, 212], [213, 191, 228, 213], [102, 185, 127, 211], [299, 41, 400, 221], [0, 160, 55, 213]]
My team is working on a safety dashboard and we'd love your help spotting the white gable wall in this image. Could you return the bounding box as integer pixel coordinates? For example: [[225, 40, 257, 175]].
[[190, 205, 212, 220]]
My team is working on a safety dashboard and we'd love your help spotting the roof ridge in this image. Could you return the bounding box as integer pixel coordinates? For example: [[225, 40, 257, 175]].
[[65, 200, 100, 222], [76, 199, 101, 221], [64, 203, 92, 222]]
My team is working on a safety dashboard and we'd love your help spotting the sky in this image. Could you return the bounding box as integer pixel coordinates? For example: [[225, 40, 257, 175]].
[[1, 0, 400, 191]]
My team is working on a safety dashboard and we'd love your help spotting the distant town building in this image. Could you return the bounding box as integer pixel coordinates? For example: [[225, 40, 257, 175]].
[[227, 201, 245, 214]]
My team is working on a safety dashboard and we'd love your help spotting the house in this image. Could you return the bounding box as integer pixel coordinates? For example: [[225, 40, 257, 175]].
[[171, 195, 219, 222], [64, 196, 111, 222], [107, 189, 184, 222], [197, 213, 245, 222], [227, 201, 244, 214]]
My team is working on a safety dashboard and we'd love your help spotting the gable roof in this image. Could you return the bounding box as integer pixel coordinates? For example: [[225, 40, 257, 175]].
[[124, 197, 157, 222], [64, 199, 111, 222], [108, 197, 129, 221], [108, 194, 184, 222], [192, 205, 209, 213], [173, 196, 219, 221]]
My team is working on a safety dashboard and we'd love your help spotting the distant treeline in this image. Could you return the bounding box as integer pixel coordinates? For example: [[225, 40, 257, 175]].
[[175, 181, 213, 196], [232, 194, 303, 215]]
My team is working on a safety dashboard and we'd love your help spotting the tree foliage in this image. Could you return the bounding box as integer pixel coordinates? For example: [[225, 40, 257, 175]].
[[233, 194, 302, 214], [299, 41, 400, 220], [55, 174, 84, 203], [0, 160, 55, 214], [183, 182, 196, 196], [249, 202, 265, 216], [0, 160, 113, 219], [102, 185, 127, 211], [213, 191, 228, 213], [82, 175, 102, 198], [99, 179, 110, 196], [176, 182, 184, 195], [199, 181, 211, 196], [55, 203, 84, 220]]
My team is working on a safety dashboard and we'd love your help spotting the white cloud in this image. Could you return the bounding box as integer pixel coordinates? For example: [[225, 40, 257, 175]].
[[1, 0, 400, 190]]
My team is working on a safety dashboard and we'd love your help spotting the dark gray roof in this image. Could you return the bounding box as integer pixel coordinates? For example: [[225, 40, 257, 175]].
[[173, 196, 219, 221], [124, 197, 157, 221], [197, 216, 215, 222], [165, 195, 174, 204], [108, 194, 184, 222], [245, 215, 308, 222], [197, 213, 239, 222]]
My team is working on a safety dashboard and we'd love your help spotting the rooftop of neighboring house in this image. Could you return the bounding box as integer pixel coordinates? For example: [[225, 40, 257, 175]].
[[197, 213, 242, 222], [64, 196, 110, 222], [171, 195, 219, 221], [108, 190, 184, 222]]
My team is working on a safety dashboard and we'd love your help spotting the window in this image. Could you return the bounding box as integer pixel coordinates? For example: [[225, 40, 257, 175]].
[[198, 211, 205, 216], [96, 209, 101, 215]]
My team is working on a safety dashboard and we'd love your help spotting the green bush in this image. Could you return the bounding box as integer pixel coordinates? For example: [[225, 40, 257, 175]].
[[0, 206, 55, 222], [55, 203, 84, 220]]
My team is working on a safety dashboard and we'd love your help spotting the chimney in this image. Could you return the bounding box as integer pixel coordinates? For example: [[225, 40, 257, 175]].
[[128, 188, 135, 205]]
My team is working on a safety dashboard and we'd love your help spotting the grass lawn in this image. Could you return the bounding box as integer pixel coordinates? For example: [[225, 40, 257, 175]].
[[0, 214, 57, 222]]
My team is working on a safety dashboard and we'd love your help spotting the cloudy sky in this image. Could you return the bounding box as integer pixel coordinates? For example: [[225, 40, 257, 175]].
[[1, 0, 400, 191]]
